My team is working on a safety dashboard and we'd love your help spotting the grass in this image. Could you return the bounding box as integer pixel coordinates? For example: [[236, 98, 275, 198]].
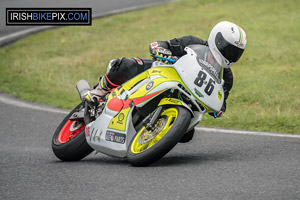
[[0, 0, 299, 134]]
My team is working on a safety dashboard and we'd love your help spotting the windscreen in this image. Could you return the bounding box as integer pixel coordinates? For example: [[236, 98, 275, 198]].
[[188, 45, 222, 84]]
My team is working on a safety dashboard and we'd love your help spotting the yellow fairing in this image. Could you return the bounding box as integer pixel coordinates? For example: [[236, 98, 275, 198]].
[[129, 67, 184, 99], [158, 98, 183, 107]]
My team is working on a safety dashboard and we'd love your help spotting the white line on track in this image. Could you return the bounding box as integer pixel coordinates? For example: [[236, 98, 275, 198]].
[[0, 26, 52, 45], [195, 127, 300, 138], [0, 93, 69, 114]]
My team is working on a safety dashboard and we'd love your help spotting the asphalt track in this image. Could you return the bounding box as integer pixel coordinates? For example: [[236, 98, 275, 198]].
[[1, 1, 300, 199], [1, 93, 300, 200]]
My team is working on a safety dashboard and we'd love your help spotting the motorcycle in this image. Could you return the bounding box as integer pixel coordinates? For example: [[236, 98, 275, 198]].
[[52, 44, 225, 166]]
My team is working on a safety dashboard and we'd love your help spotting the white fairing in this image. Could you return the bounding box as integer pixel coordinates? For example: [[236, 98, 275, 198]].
[[174, 46, 224, 111]]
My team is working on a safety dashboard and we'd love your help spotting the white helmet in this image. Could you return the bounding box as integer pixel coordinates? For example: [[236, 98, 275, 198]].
[[208, 21, 247, 68]]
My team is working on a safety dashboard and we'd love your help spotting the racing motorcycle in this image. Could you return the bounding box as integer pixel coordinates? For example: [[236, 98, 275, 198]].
[[52, 44, 225, 166]]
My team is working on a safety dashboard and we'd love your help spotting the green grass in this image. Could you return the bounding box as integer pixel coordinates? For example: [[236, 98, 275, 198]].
[[0, 0, 299, 134]]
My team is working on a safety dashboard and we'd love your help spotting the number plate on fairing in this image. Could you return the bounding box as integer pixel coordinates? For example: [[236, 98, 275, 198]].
[[173, 46, 224, 112]]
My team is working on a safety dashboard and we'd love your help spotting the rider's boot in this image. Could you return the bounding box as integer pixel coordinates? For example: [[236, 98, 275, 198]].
[[179, 128, 194, 143], [81, 76, 112, 104]]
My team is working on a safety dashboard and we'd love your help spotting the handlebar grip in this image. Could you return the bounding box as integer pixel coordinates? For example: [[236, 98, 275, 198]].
[[152, 55, 177, 63]]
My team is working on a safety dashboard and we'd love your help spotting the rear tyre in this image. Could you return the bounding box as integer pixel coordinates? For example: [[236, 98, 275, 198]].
[[127, 106, 191, 166], [52, 103, 93, 161]]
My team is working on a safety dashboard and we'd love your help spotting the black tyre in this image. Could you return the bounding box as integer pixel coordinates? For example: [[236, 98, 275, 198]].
[[127, 106, 191, 166], [52, 103, 93, 161]]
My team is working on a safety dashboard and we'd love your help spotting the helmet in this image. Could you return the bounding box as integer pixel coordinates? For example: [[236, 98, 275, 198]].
[[208, 21, 247, 68]]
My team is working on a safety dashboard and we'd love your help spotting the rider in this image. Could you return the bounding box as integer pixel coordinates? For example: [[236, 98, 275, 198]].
[[81, 21, 247, 142]]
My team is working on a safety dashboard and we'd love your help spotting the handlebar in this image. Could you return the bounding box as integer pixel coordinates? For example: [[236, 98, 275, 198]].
[[152, 55, 177, 63]]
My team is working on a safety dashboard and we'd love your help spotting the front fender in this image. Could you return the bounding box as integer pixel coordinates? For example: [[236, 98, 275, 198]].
[[158, 98, 194, 117]]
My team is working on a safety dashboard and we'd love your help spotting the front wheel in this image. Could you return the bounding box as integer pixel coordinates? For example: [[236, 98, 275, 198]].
[[52, 103, 93, 161], [127, 106, 191, 166]]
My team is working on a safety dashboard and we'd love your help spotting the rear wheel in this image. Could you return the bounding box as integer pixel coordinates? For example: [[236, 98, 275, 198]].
[[127, 106, 191, 166], [52, 103, 93, 161]]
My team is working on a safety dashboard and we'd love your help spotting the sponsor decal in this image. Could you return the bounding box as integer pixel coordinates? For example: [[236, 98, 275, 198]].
[[231, 27, 235, 33], [194, 88, 204, 98], [134, 58, 143, 66], [218, 90, 222, 100], [105, 131, 126, 144], [89, 128, 103, 142], [145, 81, 154, 91], [117, 113, 125, 124], [112, 90, 117, 97], [151, 42, 159, 47], [6, 8, 92, 26], [93, 129, 97, 142], [198, 58, 219, 79], [151, 70, 162, 73], [95, 130, 102, 142], [234, 41, 244, 48]]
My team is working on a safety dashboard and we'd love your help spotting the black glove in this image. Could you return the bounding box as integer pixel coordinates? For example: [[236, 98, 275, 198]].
[[209, 101, 226, 118]]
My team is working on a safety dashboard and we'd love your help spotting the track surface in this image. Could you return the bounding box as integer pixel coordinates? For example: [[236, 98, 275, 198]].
[[0, 94, 299, 200]]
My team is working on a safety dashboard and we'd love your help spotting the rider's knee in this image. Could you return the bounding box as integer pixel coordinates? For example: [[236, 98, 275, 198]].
[[106, 58, 122, 72]]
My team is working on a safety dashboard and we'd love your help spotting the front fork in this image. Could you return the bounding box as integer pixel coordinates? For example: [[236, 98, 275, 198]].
[[145, 106, 163, 131]]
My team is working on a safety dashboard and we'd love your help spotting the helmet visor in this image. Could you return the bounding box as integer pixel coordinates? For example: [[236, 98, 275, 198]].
[[215, 32, 244, 63]]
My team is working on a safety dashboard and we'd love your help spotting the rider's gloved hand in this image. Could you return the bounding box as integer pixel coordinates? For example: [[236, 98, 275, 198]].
[[153, 47, 177, 64], [209, 110, 224, 118], [215, 110, 224, 118], [209, 102, 226, 118]]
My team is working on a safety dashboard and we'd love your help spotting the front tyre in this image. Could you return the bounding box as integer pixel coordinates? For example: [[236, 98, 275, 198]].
[[52, 103, 93, 161], [127, 106, 191, 166]]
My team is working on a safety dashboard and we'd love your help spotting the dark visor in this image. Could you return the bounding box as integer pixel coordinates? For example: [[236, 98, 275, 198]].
[[215, 32, 244, 63]]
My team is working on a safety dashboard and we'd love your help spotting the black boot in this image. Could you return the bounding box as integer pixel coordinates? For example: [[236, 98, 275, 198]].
[[179, 128, 194, 143]]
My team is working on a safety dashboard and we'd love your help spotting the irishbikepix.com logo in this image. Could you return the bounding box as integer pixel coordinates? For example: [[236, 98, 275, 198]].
[[6, 8, 92, 26]]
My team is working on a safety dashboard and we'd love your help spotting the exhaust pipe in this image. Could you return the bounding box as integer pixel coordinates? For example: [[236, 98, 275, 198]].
[[76, 80, 91, 101]]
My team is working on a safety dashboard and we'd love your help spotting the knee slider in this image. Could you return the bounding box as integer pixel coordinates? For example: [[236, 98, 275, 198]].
[[107, 58, 121, 72]]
